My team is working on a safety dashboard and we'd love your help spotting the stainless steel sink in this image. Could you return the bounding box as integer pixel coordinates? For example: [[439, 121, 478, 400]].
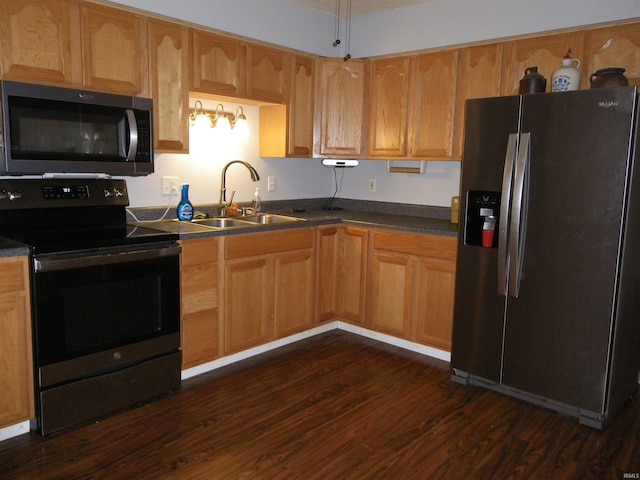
[[239, 214, 305, 225], [192, 217, 255, 228]]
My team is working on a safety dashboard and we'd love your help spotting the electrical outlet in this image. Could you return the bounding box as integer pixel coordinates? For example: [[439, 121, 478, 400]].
[[369, 179, 376, 192], [267, 176, 276, 192], [161, 176, 179, 195]]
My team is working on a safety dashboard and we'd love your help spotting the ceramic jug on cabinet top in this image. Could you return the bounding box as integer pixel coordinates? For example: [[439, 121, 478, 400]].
[[551, 50, 581, 91], [519, 67, 547, 94]]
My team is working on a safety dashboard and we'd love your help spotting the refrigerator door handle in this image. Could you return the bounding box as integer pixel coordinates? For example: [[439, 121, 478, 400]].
[[498, 133, 519, 296], [508, 132, 531, 298]]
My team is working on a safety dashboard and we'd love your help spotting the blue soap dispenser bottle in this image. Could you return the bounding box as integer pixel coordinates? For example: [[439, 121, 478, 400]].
[[177, 183, 194, 221]]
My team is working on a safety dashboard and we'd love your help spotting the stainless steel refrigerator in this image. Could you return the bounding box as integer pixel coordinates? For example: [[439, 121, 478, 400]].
[[451, 87, 640, 429]]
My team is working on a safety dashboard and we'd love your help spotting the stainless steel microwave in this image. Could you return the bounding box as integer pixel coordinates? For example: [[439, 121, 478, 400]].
[[0, 80, 153, 176]]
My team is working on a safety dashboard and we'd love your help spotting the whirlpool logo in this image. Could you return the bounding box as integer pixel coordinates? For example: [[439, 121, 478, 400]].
[[78, 92, 95, 101], [598, 101, 620, 108]]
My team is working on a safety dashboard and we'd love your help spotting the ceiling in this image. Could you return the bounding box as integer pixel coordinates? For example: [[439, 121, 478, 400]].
[[286, 0, 433, 17]]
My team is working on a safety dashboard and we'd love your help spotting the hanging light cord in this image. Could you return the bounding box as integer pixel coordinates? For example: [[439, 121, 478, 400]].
[[344, 0, 351, 60], [332, 0, 341, 47]]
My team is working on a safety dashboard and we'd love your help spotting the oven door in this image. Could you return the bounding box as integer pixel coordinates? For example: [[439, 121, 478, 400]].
[[32, 242, 181, 388]]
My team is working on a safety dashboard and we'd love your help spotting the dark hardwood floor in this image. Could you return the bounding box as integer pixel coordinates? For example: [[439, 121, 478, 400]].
[[1, 331, 638, 479]]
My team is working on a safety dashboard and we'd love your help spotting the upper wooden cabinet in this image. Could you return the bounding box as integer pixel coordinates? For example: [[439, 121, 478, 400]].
[[148, 19, 189, 153], [190, 28, 246, 97], [80, 3, 147, 95], [369, 57, 410, 158], [0, 0, 81, 85], [407, 50, 460, 160], [316, 59, 369, 158], [246, 44, 288, 103], [583, 23, 640, 87], [288, 54, 315, 157], [259, 53, 314, 158], [500, 32, 583, 95]]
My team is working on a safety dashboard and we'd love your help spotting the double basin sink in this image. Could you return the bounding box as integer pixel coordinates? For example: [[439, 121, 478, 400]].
[[140, 213, 306, 234]]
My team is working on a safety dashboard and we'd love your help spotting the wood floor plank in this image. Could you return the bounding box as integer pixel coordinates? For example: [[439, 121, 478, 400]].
[[0, 331, 638, 479]]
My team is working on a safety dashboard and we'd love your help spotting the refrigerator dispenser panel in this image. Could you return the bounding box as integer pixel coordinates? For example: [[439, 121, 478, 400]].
[[464, 191, 500, 248]]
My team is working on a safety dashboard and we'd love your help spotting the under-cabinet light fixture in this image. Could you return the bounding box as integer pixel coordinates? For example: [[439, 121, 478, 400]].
[[189, 101, 248, 131]]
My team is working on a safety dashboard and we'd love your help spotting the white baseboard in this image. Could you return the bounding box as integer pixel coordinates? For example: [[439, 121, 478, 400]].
[[182, 321, 450, 381], [0, 421, 30, 443]]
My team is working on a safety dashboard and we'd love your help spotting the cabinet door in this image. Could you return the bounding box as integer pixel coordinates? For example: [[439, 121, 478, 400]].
[[0, 257, 34, 428], [148, 19, 189, 153], [288, 54, 315, 157], [181, 239, 218, 369], [0, 0, 81, 85], [317, 59, 368, 157], [338, 227, 368, 325], [407, 50, 459, 159], [368, 252, 412, 338], [583, 23, 640, 87], [274, 251, 315, 338], [369, 57, 410, 158], [500, 32, 582, 95], [224, 258, 270, 354], [316, 226, 339, 324], [80, 3, 147, 95], [415, 258, 456, 350], [246, 44, 288, 103], [190, 29, 246, 97], [455, 43, 504, 160]]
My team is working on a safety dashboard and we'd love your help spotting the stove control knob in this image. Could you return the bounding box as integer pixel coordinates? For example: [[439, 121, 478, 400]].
[[103, 188, 113, 198], [114, 188, 125, 197], [0, 189, 6, 200], [7, 190, 21, 201]]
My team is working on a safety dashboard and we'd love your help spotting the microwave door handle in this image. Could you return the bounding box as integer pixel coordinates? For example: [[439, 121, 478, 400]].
[[497, 133, 518, 296], [125, 109, 138, 161]]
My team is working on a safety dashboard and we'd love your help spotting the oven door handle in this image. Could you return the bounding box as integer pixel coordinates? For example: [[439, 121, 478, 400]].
[[34, 244, 181, 273]]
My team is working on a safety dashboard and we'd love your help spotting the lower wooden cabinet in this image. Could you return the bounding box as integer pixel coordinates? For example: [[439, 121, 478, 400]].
[[316, 226, 368, 326], [368, 230, 457, 350], [223, 228, 315, 355], [0, 256, 34, 429], [180, 238, 219, 369]]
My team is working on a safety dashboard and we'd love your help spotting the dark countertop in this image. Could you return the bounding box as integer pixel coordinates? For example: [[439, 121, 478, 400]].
[[0, 199, 460, 257], [0, 238, 31, 258], [131, 208, 459, 240]]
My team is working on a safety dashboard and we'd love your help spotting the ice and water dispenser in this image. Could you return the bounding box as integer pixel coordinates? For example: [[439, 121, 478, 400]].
[[464, 191, 501, 248]]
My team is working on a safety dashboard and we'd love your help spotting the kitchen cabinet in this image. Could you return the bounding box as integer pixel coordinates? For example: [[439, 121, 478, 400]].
[[316, 226, 340, 323], [337, 226, 368, 325], [287, 54, 315, 157], [316, 59, 369, 158], [0, 0, 81, 86], [407, 50, 460, 160], [80, 2, 148, 95], [190, 28, 246, 97], [246, 44, 288, 103], [259, 53, 315, 158], [368, 230, 456, 350], [500, 32, 583, 95], [453, 43, 504, 160], [583, 23, 640, 87], [223, 228, 315, 355], [180, 238, 219, 369], [148, 19, 189, 153], [368, 56, 410, 158], [0, 256, 34, 429]]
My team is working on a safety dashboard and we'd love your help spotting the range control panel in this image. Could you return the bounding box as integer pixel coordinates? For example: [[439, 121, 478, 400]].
[[0, 178, 128, 210]]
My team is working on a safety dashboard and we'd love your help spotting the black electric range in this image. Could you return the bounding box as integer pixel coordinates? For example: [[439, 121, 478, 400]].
[[0, 178, 176, 254]]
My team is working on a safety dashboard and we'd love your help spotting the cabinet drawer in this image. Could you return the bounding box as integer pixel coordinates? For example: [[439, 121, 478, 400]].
[[225, 228, 313, 260], [0, 259, 28, 294], [373, 231, 456, 260], [180, 238, 218, 266]]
